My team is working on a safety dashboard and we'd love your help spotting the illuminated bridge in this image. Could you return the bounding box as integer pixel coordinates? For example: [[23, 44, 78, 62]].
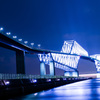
[[0, 27, 100, 77]]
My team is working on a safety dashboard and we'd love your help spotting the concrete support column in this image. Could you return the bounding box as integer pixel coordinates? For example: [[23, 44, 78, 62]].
[[64, 71, 79, 77], [40, 62, 46, 76], [16, 50, 25, 74], [49, 61, 55, 76]]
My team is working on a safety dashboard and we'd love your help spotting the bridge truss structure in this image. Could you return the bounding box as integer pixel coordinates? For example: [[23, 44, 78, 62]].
[[38, 40, 89, 77]]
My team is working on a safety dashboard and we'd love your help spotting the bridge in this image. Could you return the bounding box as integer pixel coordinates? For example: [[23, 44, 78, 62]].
[[0, 27, 100, 77]]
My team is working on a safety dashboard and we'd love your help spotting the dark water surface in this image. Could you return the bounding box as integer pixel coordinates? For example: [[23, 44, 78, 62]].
[[12, 79, 100, 100]]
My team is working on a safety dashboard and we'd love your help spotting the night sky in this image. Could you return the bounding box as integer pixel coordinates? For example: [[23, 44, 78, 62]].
[[0, 0, 99, 75]]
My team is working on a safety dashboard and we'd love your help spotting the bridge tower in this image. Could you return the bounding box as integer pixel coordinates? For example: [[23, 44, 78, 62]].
[[58, 40, 88, 77], [38, 40, 88, 77]]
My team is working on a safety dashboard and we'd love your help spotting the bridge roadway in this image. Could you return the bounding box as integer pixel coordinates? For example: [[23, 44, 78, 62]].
[[0, 31, 94, 61], [14, 78, 100, 100]]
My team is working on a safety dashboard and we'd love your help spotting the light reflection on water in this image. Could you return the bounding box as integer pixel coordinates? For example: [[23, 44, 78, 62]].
[[14, 79, 100, 100]]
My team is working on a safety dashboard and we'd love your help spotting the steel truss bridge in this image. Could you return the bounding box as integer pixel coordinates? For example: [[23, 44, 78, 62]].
[[0, 28, 100, 77]]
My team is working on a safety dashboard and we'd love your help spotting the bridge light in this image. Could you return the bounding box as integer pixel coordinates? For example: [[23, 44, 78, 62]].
[[0, 27, 3, 31], [4, 80, 10, 85], [56, 78, 60, 81], [31, 79, 37, 83], [38, 44, 41, 48], [18, 39, 22, 41], [34, 93, 38, 96], [24, 41, 28, 44], [47, 79, 51, 82], [6, 32, 11, 35], [33, 79, 37, 83], [31, 43, 34, 46], [13, 36, 17, 38]]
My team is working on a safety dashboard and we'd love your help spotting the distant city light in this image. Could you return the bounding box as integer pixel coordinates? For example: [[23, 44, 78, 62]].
[[0, 27, 3, 31], [31, 43, 34, 46], [24, 41, 28, 44], [6, 32, 11, 35], [18, 39, 22, 41], [13, 36, 17, 38]]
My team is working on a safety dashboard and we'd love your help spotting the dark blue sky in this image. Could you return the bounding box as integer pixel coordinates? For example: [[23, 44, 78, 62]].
[[0, 0, 99, 75]]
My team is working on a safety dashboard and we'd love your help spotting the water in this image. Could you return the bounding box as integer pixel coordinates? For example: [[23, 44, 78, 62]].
[[12, 79, 100, 100]]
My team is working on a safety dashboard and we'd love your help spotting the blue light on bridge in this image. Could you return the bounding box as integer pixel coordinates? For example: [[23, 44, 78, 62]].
[[34, 93, 38, 96], [6, 32, 11, 35], [13, 36, 17, 38], [31, 43, 34, 46], [24, 41, 28, 44], [0, 27, 43, 49], [0, 27, 3, 31], [18, 39, 22, 41], [38, 44, 41, 48]]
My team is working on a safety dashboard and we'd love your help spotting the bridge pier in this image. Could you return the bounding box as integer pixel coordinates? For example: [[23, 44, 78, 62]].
[[16, 50, 25, 74], [64, 71, 79, 77], [49, 61, 55, 76], [40, 61, 55, 76], [40, 62, 46, 76]]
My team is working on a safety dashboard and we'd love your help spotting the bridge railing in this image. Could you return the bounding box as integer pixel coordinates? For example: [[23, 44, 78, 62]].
[[0, 73, 85, 79]]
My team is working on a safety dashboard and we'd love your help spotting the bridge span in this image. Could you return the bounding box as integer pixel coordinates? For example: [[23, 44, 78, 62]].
[[0, 28, 100, 77]]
